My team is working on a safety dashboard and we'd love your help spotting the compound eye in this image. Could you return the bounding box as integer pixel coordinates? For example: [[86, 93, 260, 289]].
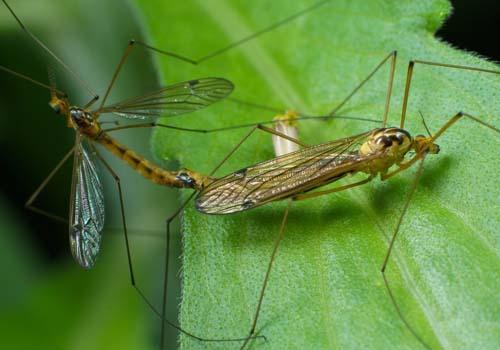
[[376, 136, 392, 147], [394, 133, 405, 145], [50, 104, 61, 114]]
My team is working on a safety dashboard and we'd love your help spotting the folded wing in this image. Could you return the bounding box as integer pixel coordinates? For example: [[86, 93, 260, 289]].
[[196, 131, 373, 214], [69, 142, 105, 269]]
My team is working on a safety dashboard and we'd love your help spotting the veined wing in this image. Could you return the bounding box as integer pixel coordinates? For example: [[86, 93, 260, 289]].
[[196, 131, 374, 214], [98, 78, 233, 119], [69, 141, 105, 269]]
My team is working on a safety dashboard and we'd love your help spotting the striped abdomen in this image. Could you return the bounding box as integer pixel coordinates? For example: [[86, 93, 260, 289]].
[[96, 133, 204, 189]]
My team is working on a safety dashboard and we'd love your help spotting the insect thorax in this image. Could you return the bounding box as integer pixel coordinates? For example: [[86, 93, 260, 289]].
[[69, 107, 101, 137], [359, 127, 413, 175]]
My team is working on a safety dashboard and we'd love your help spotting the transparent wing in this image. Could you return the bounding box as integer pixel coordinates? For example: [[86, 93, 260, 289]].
[[196, 131, 376, 214], [69, 142, 105, 269], [98, 77, 234, 119]]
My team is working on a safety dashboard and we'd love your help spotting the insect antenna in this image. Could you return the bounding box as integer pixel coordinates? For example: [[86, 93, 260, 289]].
[[46, 65, 60, 98], [0, 64, 63, 95], [418, 110, 433, 137]]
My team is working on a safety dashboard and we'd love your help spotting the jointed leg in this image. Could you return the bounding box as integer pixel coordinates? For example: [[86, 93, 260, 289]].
[[102, 115, 377, 136], [430, 112, 499, 141], [160, 195, 266, 346], [139, 1, 331, 65], [293, 176, 374, 201], [239, 175, 374, 348], [90, 146, 233, 345], [90, 144, 135, 288], [240, 199, 292, 350], [400, 60, 499, 129], [329, 50, 397, 127], [379, 110, 497, 348], [163, 122, 303, 346], [380, 157, 431, 350], [207, 124, 306, 177], [93, 1, 332, 110], [383, 111, 498, 181], [25, 146, 75, 224]]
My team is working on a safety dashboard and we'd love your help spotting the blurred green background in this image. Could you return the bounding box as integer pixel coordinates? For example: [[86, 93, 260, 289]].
[[0, 0, 498, 350], [0, 0, 180, 349]]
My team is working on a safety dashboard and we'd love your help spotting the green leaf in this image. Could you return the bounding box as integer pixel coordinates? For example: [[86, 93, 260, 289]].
[[133, 0, 499, 349]]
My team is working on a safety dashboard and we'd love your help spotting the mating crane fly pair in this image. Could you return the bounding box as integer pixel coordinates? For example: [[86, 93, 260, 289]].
[[2, 0, 499, 350]]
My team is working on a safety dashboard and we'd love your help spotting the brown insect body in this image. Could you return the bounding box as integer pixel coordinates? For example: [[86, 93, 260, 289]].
[[358, 127, 413, 176], [196, 127, 439, 215], [50, 94, 201, 189]]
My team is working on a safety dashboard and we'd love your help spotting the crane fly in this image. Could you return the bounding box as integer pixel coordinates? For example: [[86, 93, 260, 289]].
[[1, 0, 234, 268], [5, 67, 233, 269], [157, 50, 498, 350], [1, 0, 334, 348], [0, 0, 235, 345], [59, 77, 234, 268]]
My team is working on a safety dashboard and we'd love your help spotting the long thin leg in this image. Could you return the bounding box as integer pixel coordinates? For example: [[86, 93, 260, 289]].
[[3, 0, 330, 109], [400, 60, 499, 128], [158, 123, 301, 346], [138, 50, 397, 131], [382, 111, 499, 182], [159, 125, 287, 346], [239, 177, 378, 348], [377, 111, 498, 348], [207, 124, 307, 177], [90, 143, 135, 291], [96, 40, 136, 110], [288, 155, 431, 348], [160, 193, 196, 349], [160, 195, 263, 346], [240, 199, 292, 350], [226, 97, 382, 125], [430, 111, 499, 140], [95, 1, 332, 111], [25, 146, 75, 224], [101, 112, 381, 136], [293, 176, 374, 201], [134, 1, 331, 65], [329, 50, 397, 127], [90, 147, 231, 343], [380, 157, 431, 350]]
